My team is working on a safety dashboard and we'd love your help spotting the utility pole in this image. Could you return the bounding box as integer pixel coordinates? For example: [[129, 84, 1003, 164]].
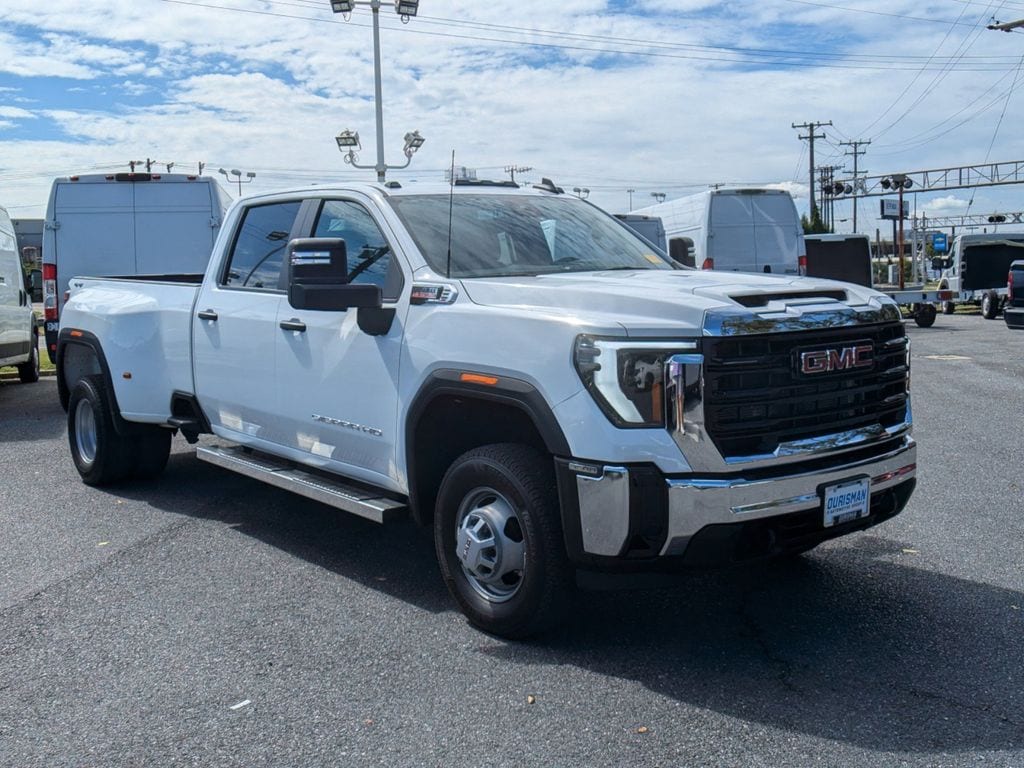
[[839, 139, 870, 232], [816, 165, 843, 230], [627, 188, 635, 210], [793, 120, 831, 223], [504, 165, 532, 184]]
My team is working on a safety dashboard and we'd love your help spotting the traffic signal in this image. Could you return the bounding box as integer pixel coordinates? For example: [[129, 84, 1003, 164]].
[[988, 214, 1006, 223]]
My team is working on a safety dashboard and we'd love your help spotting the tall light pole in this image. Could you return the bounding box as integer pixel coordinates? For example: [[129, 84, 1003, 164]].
[[330, 0, 425, 182], [627, 188, 635, 210], [218, 167, 255, 196]]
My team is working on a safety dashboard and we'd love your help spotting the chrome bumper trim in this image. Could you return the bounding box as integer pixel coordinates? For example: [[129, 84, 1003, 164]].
[[661, 437, 916, 556], [576, 465, 631, 556]]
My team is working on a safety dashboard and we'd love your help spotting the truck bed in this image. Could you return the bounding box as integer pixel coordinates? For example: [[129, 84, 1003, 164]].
[[60, 276, 202, 422]]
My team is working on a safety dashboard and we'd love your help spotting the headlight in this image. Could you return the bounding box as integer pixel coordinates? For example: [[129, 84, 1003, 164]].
[[573, 335, 699, 427]]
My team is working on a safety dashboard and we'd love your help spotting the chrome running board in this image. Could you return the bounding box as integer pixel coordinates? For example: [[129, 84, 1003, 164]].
[[197, 444, 406, 524]]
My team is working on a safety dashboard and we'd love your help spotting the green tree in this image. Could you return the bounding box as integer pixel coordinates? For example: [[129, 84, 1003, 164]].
[[801, 204, 830, 234]]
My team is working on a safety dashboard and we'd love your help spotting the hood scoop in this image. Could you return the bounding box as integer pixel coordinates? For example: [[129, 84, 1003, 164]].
[[730, 289, 847, 308]]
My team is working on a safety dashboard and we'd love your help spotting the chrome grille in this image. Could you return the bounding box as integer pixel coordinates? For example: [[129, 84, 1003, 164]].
[[701, 322, 908, 458]]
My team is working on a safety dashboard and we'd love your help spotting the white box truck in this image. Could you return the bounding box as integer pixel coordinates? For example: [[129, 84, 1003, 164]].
[[631, 188, 806, 275], [41, 171, 230, 361]]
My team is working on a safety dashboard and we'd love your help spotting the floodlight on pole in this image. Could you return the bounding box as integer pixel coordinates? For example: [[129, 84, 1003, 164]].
[[327, 0, 425, 182], [402, 130, 425, 157], [651, 192, 666, 203], [395, 0, 418, 20], [218, 166, 255, 196]]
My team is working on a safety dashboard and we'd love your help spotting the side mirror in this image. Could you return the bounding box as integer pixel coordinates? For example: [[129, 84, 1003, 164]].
[[287, 238, 382, 311]]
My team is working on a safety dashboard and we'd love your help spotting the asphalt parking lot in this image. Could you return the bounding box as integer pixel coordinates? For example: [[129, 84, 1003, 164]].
[[1, 313, 1022, 768]]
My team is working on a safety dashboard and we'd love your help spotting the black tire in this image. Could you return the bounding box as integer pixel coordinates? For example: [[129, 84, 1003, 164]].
[[434, 443, 573, 639], [914, 303, 937, 328], [942, 301, 956, 315], [981, 291, 1000, 319], [67, 374, 136, 486], [133, 427, 172, 480], [17, 329, 40, 384]]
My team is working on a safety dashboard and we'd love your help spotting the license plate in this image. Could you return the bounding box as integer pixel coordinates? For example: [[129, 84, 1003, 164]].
[[822, 478, 870, 528], [45, 321, 59, 333]]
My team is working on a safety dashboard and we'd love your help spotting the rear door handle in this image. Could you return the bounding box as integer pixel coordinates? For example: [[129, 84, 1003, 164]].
[[197, 309, 218, 321], [279, 318, 306, 332]]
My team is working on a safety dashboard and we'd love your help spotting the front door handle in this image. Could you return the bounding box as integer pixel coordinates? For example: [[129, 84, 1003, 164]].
[[279, 318, 307, 332], [197, 309, 218, 321]]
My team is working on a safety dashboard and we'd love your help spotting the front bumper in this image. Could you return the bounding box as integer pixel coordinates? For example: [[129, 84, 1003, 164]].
[[555, 436, 917, 570]]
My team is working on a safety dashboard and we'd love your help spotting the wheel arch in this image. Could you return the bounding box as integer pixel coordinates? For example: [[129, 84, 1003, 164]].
[[56, 329, 135, 435], [404, 371, 571, 528]]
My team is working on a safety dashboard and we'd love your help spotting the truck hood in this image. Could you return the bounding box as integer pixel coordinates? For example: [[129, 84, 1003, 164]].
[[459, 269, 883, 336]]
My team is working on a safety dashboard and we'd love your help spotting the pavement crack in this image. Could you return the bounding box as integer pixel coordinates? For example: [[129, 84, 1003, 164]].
[[901, 684, 1023, 729]]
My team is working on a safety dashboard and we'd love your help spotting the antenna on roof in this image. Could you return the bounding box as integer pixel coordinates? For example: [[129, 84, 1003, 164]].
[[446, 150, 456, 279]]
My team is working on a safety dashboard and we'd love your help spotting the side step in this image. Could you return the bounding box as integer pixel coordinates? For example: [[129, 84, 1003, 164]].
[[196, 444, 407, 524]]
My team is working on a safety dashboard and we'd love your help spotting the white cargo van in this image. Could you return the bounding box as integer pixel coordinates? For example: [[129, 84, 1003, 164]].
[[631, 188, 806, 275], [41, 172, 230, 361], [0, 204, 39, 383]]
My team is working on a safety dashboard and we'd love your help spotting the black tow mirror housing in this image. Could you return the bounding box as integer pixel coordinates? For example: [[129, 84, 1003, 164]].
[[287, 238, 382, 311]]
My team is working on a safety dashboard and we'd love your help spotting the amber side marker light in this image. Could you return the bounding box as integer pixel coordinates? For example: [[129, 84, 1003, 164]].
[[69, 330, 83, 338], [460, 372, 499, 386]]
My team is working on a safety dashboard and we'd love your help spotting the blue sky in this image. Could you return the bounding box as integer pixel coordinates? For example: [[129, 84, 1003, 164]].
[[2, 0, 1024, 237]]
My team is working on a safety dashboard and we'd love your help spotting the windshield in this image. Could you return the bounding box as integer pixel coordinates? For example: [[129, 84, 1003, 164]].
[[387, 194, 674, 278]]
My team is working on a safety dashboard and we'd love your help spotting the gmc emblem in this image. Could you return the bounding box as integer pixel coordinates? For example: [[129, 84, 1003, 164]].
[[799, 344, 874, 375]]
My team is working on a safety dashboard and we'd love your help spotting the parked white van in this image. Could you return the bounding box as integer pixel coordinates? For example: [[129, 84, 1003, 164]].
[[41, 171, 230, 361], [631, 187, 806, 275], [0, 204, 39, 383]]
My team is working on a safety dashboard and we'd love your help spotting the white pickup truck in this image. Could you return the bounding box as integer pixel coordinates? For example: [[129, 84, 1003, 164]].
[[58, 180, 917, 638]]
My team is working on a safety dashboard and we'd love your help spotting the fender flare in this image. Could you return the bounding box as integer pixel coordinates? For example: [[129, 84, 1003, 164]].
[[404, 370, 571, 524], [57, 329, 145, 436]]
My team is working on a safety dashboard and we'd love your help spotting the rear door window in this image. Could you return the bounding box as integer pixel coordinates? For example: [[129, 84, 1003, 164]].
[[221, 201, 301, 290]]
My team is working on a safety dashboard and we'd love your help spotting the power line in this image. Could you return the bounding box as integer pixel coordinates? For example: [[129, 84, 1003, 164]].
[[855, 0, 980, 139], [155, 0, 1024, 72]]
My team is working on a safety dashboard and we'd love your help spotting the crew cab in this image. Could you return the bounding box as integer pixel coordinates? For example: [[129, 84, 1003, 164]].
[[57, 181, 917, 638]]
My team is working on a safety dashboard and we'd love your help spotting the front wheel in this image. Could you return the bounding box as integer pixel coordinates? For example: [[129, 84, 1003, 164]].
[[434, 444, 573, 639]]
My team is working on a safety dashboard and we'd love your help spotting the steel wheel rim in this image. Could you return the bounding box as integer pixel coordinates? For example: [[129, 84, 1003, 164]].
[[74, 399, 98, 467], [454, 487, 526, 603]]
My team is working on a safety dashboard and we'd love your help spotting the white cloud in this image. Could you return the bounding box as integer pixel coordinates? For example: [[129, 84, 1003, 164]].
[[0, 106, 35, 119], [922, 195, 971, 215], [0, 0, 1021, 229]]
